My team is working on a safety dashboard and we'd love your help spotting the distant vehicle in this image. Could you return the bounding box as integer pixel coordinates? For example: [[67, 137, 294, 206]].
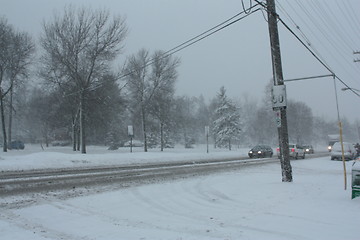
[[277, 143, 305, 159], [123, 140, 144, 147], [328, 134, 340, 152], [248, 145, 273, 158], [355, 143, 360, 157], [330, 142, 356, 161], [303, 145, 314, 154], [8, 140, 25, 150]]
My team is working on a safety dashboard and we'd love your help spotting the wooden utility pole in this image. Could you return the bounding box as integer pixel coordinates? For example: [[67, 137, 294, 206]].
[[266, 0, 292, 182]]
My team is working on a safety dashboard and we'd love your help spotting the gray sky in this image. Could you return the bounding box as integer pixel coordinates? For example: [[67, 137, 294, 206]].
[[1, 0, 360, 122]]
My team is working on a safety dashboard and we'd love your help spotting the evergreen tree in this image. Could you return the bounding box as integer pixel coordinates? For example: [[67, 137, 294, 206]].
[[212, 86, 241, 150]]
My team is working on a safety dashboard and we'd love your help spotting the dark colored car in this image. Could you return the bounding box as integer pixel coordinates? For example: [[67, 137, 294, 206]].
[[9, 140, 25, 150], [248, 145, 273, 158], [303, 145, 314, 154]]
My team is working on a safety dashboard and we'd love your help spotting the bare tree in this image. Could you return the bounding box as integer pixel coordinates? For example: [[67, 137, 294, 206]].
[[172, 96, 198, 148], [0, 18, 12, 151], [40, 6, 127, 153], [148, 50, 179, 151], [7, 32, 35, 147], [287, 100, 313, 144], [0, 18, 34, 152], [123, 49, 180, 152]]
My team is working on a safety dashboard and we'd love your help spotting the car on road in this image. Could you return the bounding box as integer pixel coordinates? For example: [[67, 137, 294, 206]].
[[277, 143, 305, 159], [330, 142, 356, 161], [248, 145, 273, 158], [303, 145, 314, 154]]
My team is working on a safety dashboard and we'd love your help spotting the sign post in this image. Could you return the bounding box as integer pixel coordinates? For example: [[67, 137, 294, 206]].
[[272, 85, 287, 109], [205, 126, 209, 153], [128, 125, 134, 153]]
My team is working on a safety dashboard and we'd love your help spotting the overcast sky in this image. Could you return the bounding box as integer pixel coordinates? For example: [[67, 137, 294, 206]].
[[1, 0, 360, 122]]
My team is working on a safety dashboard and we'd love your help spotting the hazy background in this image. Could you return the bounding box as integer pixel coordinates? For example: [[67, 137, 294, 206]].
[[1, 0, 359, 121]]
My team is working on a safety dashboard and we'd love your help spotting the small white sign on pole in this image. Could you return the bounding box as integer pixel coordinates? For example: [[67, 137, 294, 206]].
[[272, 85, 287, 109], [275, 109, 281, 128], [205, 126, 209, 136], [128, 125, 134, 137]]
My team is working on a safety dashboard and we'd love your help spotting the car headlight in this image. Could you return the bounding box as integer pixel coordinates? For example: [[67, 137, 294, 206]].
[[258, 151, 262, 154], [249, 151, 253, 154]]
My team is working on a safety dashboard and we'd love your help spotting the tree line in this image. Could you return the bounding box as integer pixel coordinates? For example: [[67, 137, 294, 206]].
[[1, 7, 359, 153]]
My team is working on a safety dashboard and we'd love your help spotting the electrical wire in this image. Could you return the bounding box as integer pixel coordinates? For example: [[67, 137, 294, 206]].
[[293, 0, 360, 80], [293, 0, 353, 74], [255, 0, 360, 97], [275, 0, 331, 70], [71, 4, 261, 97], [120, 4, 261, 81], [276, 16, 360, 98], [241, 0, 253, 14]]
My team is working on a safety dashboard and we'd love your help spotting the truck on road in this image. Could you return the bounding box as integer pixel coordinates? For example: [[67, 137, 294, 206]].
[[328, 134, 340, 152]]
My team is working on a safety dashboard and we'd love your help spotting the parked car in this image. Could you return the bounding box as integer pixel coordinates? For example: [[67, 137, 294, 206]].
[[276, 143, 305, 159], [248, 145, 273, 158], [8, 140, 25, 150], [303, 145, 314, 154], [330, 142, 356, 161]]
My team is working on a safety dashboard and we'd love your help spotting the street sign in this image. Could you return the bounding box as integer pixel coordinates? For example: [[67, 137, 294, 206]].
[[128, 125, 134, 137], [272, 85, 287, 109], [275, 109, 281, 128], [205, 126, 209, 136]]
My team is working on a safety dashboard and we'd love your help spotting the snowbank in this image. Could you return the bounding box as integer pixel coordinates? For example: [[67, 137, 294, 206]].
[[0, 145, 359, 240]]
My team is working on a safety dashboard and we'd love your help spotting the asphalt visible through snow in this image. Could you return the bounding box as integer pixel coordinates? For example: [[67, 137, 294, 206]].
[[0, 152, 328, 200]]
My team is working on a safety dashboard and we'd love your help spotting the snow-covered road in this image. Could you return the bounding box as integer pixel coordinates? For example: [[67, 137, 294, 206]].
[[1, 156, 277, 199], [0, 145, 359, 239]]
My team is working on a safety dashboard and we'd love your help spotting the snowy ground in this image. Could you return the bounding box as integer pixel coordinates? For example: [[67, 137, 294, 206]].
[[0, 144, 359, 240]]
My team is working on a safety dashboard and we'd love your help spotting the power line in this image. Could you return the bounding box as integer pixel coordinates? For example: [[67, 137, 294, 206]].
[[257, 0, 360, 98], [293, 0, 357, 78], [290, 1, 360, 86], [277, 16, 360, 98], [275, 0, 331, 69], [65, 4, 261, 97], [119, 4, 261, 81]]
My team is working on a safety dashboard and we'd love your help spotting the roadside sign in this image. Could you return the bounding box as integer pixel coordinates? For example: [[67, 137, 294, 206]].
[[205, 126, 209, 136], [128, 125, 134, 137], [275, 109, 281, 128], [272, 85, 287, 109]]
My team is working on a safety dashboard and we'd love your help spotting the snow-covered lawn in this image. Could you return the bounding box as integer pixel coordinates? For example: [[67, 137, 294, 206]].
[[0, 144, 359, 240], [0, 144, 250, 171]]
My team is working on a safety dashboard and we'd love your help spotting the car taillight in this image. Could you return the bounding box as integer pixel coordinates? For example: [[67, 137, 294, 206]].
[[276, 148, 280, 152], [291, 148, 295, 152]]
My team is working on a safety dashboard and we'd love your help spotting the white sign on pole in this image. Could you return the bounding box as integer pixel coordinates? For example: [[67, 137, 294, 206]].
[[272, 85, 287, 109], [275, 109, 281, 128], [128, 125, 134, 137], [205, 126, 209, 136]]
